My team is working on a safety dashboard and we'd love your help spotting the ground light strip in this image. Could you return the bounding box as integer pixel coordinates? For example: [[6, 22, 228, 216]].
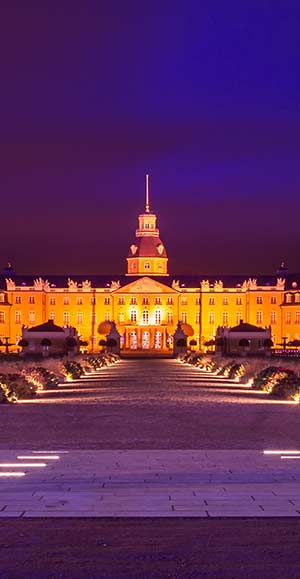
[[263, 450, 300, 455], [0, 463, 46, 468], [0, 472, 25, 477], [281, 456, 300, 460], [17, 455, 60, 460]]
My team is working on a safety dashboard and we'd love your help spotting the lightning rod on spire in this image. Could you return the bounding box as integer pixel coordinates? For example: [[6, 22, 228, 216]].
[[145, 173, 150, 213]]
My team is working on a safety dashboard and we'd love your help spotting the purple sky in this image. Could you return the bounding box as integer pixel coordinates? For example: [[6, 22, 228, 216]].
[[1, 1, 300, 276]]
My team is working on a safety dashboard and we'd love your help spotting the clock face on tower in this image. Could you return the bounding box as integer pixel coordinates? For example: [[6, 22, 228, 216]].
[[157, 244, 164, 255]]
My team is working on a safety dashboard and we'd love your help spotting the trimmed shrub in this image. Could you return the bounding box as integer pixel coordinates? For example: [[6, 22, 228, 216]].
[[23, 367, 60, 390], [271, 375, 300, 400], [0, 373, 36, 400], [228, 363, 246, 380], [252, 366, 294, 392], [62, 361, 84, 380]]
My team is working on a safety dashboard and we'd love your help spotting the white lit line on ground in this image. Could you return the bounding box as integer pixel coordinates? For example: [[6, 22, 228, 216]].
[[0, 472, 25, 477], [0, 463, 46, 468], [263, 450, 300, 455], [32, 451, 69, 454], [17, 455, 60, 460], [281, 456, 300, 460]]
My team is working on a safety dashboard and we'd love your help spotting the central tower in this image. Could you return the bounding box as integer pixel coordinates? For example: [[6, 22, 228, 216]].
[[126, 175, 169, 276]]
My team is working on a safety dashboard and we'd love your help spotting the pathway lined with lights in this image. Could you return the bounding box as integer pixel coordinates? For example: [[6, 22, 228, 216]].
[[1, 359, 300, 516]]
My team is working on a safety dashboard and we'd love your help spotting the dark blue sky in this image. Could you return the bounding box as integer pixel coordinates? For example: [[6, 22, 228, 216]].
[[1, 1, 300, 275]]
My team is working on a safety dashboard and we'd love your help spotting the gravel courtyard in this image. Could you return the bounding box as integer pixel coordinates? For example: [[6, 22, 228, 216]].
[[0, 358, 299, 449]]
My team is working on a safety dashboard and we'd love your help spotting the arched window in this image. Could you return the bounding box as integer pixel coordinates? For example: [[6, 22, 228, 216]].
[[155, 310, 162, 324], [130, 310, 137, 323]]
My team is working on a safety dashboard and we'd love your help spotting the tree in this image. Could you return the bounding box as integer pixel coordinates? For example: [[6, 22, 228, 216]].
[[99, 339, 107, 349], [18, 339, 28, 348], [264, 338, 274, 348]]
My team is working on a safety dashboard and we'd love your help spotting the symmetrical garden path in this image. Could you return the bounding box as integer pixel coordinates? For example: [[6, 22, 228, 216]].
[[1, 359, 300, 517]]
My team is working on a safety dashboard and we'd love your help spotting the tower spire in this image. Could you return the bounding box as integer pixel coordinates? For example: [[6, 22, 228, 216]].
[[145, 173, 150, 213]]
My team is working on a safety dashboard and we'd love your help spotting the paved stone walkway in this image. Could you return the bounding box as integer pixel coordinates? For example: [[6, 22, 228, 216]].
[[1, 449, 300, 517]]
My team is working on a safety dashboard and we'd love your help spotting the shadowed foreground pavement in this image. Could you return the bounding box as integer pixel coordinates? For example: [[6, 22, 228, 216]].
[[1, 518, 300, 579]]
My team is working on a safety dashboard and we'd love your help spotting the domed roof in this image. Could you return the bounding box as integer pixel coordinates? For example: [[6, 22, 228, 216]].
[[128, 236, 167, 258]]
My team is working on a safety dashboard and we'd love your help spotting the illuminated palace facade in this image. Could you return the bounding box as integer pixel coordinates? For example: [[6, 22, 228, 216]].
[[0, 179, 300, 353]]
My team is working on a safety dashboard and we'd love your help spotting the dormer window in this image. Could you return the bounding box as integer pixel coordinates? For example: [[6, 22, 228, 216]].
[[286, 294, 292, 303]]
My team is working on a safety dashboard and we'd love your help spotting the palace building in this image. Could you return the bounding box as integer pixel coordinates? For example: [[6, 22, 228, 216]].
[[0, 177, 300, 354]]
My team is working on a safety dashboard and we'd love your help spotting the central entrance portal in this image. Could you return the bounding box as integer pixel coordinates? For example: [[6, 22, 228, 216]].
[[123, 326, 172, 356]]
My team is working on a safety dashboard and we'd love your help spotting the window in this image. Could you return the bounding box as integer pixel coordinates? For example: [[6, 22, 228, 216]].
[[142, 310, 149, 325], [285, 311, 291, 324], [181, 298, 187, 305], [15, 296, 21, 304], [167, 312, 173, 323], [90, 296, 96, 305], [104, 297, 110, 305], [63, 297, 69, 305], [29, 296, 35, 304], [118, 298, 125, 305], [195, 297, 200, 305], [0, 311, 5, 323], [144, 262, 150, 270], [155, 310, 161, 324], [256, 311, 263, 324], [28, 311, 35, 323], [77, 297, 83, 305], [90, 312, 96, 323], [155, 297, 161, 305], [77, 312, 83, 325], [181, 312, 187, 323], [236, 312, 242, 324], [130, 310, 137, 322], [209, 297, 215, 306], [236, 297, 242, 305], [130, 297, 137, 305], [271, 296, 277, 304], [295, 294, 300, 303], [0, 294, 4, 303], [286, 294, 292, 303], [271, 311, 277, 324], [222, 312, 228, 325], [142, 297, 149, 305], [209, 311, 215, 325], [295, 312, 300, 325], [223, 297, 228, 305], [50, 311, 55, 321], [15, 311, 21, 324], [50, 297, 56, 305], [158, 262, 163, 270], [195, 312, 200, 324], [63, 312, 70, 324], [256, 296, 263, 304], [167, 297, 173, 305], [119, 312, 125, 323], [105, 312, 110, 321]]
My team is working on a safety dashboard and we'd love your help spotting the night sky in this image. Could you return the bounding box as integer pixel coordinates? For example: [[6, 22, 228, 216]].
[[1, 1, 300, 276]]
